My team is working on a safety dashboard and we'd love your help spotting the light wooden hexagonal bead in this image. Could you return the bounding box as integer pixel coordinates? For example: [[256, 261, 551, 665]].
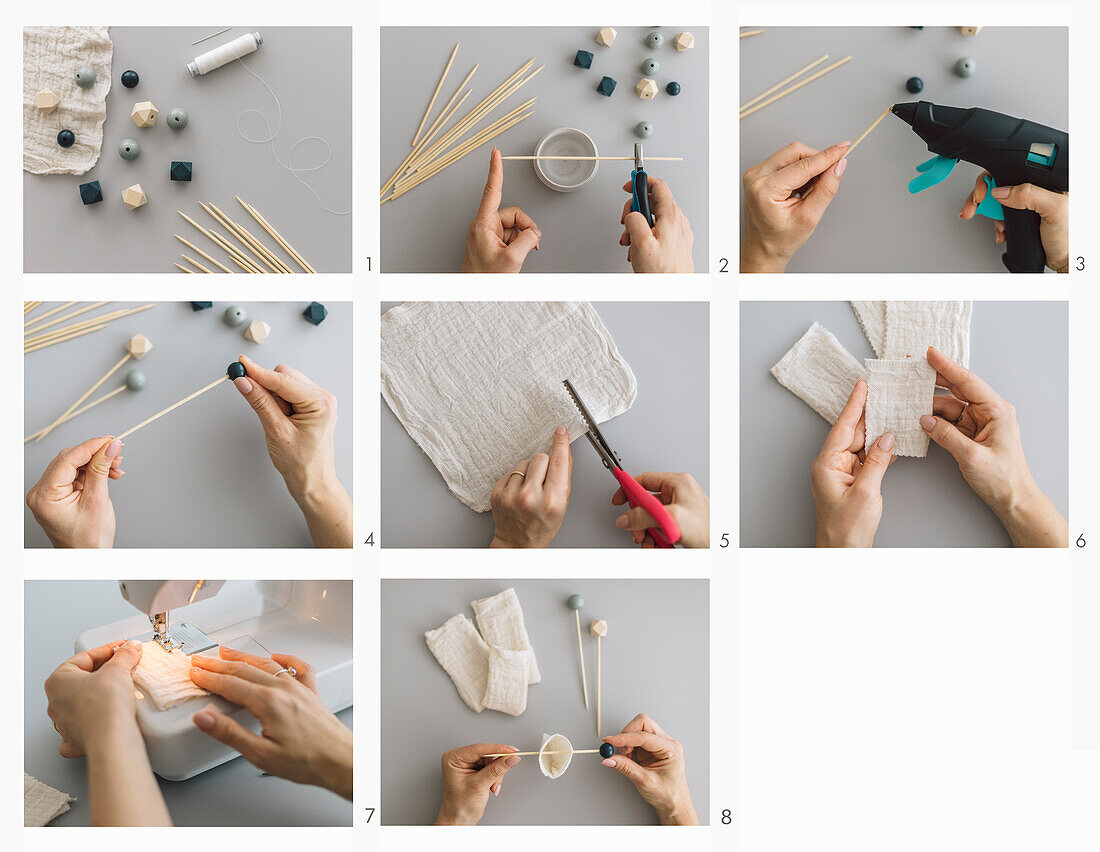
[[596, 27, 617, 47], [121, 183, 147, 210], [244, 320, 271, 344], [130, 101, 159, 128], [635, 78, 658, 100], [34, 89, 60, 114], [126, 333, 154, 359], [958, 26, 982, 36], [589, 620, 607, 637], [674, 31, 695, 52]]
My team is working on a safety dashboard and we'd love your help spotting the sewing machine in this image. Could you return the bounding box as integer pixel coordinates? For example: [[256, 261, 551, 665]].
[[75, 580, 353, 781]]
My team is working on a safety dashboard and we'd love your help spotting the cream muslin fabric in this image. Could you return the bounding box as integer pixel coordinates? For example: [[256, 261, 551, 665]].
[[864, 358, 936, 458], [850, 301, 886, 358], [424, 614, 490, 713], [883, 301, 972, 367], [132, 642, 209, 710], [24, 773, 74, 826], [24, 27, 112, 175], [538, 733, 574, 779], [381, 302, 636, 512], [771, 322, 866, 424]]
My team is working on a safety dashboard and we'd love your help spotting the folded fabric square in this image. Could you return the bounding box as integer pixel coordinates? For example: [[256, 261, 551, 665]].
[[771, 322, 866, 424], [425, 614, 490, 713], [132, 641, 209, 710], [24, 773, 74, 826], [884, 300, 971, 367], [482, 646, 533, 716], [471, 587, 540, 684], [865, 358, 936, 458], [850, 301, 886, 358]]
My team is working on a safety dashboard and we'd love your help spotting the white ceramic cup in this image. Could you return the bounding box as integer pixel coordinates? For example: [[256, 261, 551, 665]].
[[533, 127, 599, 192]]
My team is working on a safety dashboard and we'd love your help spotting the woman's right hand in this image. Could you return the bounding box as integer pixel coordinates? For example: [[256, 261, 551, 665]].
[[919, 347, 1067, 547], [959, 173, 1069, 273], [600, 713, 699, 825]]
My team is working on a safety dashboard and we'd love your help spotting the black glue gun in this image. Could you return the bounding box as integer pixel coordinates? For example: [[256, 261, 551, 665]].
[[892, 101, 1068, 273]]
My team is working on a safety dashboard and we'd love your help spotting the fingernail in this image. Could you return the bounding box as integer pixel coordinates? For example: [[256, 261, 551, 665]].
[[615, 514, 630, 529], [234, 377, 253, 394], [505, 756, 521, 767], [920, 415, 936, 431], [991, 186, 1009, 199], [836, 140, 852, 148], [193, 712, 214, 731], [601, 758, 616, 768], [877, 432, 894, 451], [105, 440, 122, 459], [128, 639, 141, 648], [555, 424, 567, 437], [834, 158, 848, 178]]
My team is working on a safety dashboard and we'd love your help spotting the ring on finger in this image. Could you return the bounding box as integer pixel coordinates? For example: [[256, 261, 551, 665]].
[[507, 469, 526, 480], [274, 666, 298, 679]]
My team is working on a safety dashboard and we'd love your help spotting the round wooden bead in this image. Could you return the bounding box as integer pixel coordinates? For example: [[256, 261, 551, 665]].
[[634, 121, 653, 138], [75, 66, 97, 88], [121, 70, 139, 88], [57, 129, 75, 148], [641, 58, 660, 75], [567, 594, 584, 610], [599, 743, 614, 759], [118, 138, 140, 160], [954, 57, 976, 78], [223, 305, 247, 327], [125, 370, 147, 391], [666, 81, 681, 96], [645, 32, 663, 49], [905, 76, 924, 94], [227, 361, 247, 380], [168, 108, 189, 130]]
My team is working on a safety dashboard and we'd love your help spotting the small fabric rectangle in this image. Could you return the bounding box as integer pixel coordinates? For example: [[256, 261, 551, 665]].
[[771, 322, 866, 424], [132, 642, 209, 710], [471, 587, 540, 684], [850, 301, 886, 357], [865, 358, 936, 458], [24, 773, 74, 826], [884, 300, 972, 366], [425, 614, 490, 713], [482, 646, 533, 716]]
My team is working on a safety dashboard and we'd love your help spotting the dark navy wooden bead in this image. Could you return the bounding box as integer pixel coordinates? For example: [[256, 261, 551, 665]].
[[303, 301, 328, 325], [121, 70, 139, 88], [227, 361, 247, 380], [170, 161, 193, 181], [905, 76, 924, 94], [190, 301, 213, 311], [57, 129, 75, 148], [666, 81, 681, 96], [574, 50, 594, 69], [79, 181, 103, 205], [599, 743, 614, 759], [224, 305, 247, 327], [597, 76, 617, 97]]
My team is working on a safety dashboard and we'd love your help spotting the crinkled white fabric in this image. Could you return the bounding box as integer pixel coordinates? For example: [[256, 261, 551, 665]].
[[425, 614, 490, 713], [24, 773, 74, 826], [380, 302, 636, 512], [850, 301, 886, 357], [865, 358, 936, 458], [539, 733, 573, 779], [884, 301, 971, 367], [471, 588, 540, 684], [23, 26, 112, 175], [132, 642, 208, 710], [771, 322, 866, 424], [483, 646, 533, 716]]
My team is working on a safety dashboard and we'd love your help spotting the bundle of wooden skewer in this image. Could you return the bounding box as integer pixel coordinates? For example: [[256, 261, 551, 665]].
[[381, 42, 542, 204], [740, 53, 853, 120], [174, 197, 315, 273], [24, 302, 156, 354]]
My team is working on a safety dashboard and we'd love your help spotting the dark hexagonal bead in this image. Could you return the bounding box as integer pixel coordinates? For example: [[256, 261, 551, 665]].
[[190, 301, 213, 311], [574, 50, 594, 69], [79, 180, 103, 205], [303, 301, 328, 325], [170, 160, 193, 182], [596, 76, 617, 97]]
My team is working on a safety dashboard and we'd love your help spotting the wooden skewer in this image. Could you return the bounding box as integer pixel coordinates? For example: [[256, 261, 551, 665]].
[[575, 610, 590, 710], [25, 302, 109, 335], [23, 323, 109, 354], [25, 305, 156, 348], [178, 212, 260, 273], [25, 385, 127, 443], [37, 353, 133, 442], [845, 104, 894, 156], [740, 56, 852, 119], [24, 301, 43, 316], [182, 254, 213, 273], [381, 88, 473, 197], [237, 199, 316, 273], [596, 633, 602, 737], [501, 155, 684, 161], [740, 29, 764, 38], [175, 263, 195, 273], [482, 749, 603, 758], [24, 301, 79, 330], [209, 229, 263, 273], [411, 42, 459, 147], [115, 375, 230, 441], [174, 234, 235, 274], [200, 202, 281, 272], [739, 54, 829, 114], [209, 203, 294, 273]]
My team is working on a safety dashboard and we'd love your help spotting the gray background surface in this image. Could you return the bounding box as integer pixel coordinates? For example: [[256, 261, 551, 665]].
[[381, 26, 709, 273], [24, 580, 353, 826], [381, 578, 709, 825], [380, 302, 709, 548], [740, 301, 1068, 547], [24, 301, 352, 548], [739, 26, 1068, 273], [24, 27, 351, 272]]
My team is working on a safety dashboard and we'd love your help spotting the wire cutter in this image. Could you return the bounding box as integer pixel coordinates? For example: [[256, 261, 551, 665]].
[[563, 379, 680, 548], [630, 142, 655, 229]]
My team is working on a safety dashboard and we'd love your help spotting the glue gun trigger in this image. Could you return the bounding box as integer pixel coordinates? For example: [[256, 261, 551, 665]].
[[907, 155, 959, 194], [974, 174, 1005, 222]]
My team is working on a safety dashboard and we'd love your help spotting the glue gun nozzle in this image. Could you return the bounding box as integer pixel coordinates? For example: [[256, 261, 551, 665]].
[[892, 102, 917, 126]]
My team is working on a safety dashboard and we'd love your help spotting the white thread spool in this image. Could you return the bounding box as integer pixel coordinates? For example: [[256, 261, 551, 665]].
[[187, 32, 263, 77]]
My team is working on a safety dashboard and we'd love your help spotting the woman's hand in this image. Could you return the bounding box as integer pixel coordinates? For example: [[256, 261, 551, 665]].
[[26, 436, 123, 548], [232, 356, 352, 547], [920, 347, 1068, 546], [489, 426, 572, 547], [959, 173, 1069, 273], [600, 714, 698, 825], [811, 380, 896, 548], [612, 471, 710, 548], [189, 647, 353, 800], [436, 743, 521, 825], [619, 178, 695, 272], [45, 640, 171, 826], [462, 148, 541, 273], [741, 141, 850, 272]]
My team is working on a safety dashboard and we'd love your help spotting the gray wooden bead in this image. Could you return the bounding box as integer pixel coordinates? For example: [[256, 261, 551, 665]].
[[645, 32, 663, 48], [75, 66, 97, 88], [168, 107, 189, 130], [641, 58, 660, 75], [223, 305, 247, 327], [118, 138, 140, 160], [634, 121, 653, 138], [125, 370, 147, 391], [954, 57, 977, 78]]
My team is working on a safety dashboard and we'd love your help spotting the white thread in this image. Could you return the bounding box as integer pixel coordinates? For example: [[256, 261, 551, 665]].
[[188, 32, 262, 77]]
